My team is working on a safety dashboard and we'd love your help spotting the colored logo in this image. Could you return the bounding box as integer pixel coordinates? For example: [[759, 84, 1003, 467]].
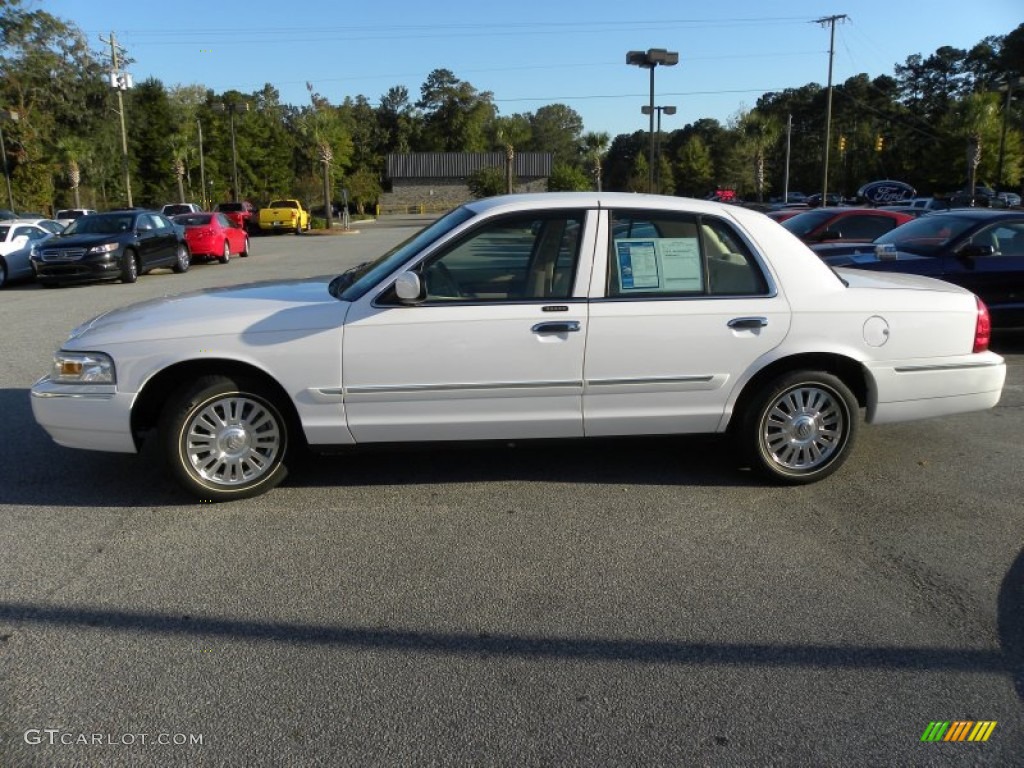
[[920, 721, 997, 742]]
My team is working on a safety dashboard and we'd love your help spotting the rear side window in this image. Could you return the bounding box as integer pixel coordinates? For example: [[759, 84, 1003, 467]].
[[608, 211, 768, 297]]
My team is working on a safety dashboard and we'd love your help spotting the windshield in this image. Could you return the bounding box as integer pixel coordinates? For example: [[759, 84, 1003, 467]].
[[780, 209, 836, 236], [338, 206, 475, 301], [873, 213, 977, 254], [64, 214, 135, 235]]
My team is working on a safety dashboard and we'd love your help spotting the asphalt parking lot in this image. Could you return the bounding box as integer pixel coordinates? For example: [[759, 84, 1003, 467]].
[[1, 217, 1022, 766]]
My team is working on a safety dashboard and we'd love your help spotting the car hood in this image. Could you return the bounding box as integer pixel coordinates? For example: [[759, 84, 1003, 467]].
[[47, 232, 128, 248], [65, 278, 348, 348]]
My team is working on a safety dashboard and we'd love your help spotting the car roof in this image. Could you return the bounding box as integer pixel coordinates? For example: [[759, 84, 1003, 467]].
[[926, 209, 1024, 220]]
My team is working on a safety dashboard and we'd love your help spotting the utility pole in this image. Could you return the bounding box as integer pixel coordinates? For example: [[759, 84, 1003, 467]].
[[815, 14, 847, 207], [197, 118, 207, 209], [783, 113, 792, 202], [101, 32, 133, 208]]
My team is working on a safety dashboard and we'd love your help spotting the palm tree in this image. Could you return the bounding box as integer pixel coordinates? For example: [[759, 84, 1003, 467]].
[[168, 133, 191, 204], [54, 137, 89, 208], [738, 110, 781, 202], [949, 92, 1001, 196], [582, 131, 610, 191]]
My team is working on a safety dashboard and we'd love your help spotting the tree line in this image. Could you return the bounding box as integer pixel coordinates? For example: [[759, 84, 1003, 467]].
[[1, 1, 1022, 215]]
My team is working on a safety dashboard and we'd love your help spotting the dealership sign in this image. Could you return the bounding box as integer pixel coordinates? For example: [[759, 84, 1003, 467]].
[[858, 180, 916, 204]]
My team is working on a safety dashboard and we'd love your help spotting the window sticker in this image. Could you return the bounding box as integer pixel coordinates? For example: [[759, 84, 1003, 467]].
[[615, 238, 702, 293]]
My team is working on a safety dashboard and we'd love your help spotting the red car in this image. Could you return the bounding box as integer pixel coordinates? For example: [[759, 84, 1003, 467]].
[[173, 212, 250, 263], [780, 207, 914, 244], [766, 207, 808, 223], [214, 201, 256, 231]]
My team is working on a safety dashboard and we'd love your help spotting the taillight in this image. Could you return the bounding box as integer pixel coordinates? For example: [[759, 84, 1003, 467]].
[[973, 296, 991, 353]]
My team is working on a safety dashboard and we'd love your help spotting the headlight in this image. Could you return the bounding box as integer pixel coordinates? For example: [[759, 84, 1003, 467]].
[[87, 242, 118, 254], [50, 351, 116, 384]]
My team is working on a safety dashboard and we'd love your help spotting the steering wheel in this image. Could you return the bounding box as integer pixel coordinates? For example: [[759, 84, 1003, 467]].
[[425, 261, 462, 298]]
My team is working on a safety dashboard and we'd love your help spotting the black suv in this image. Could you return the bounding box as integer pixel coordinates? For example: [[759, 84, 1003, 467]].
[[32, 210, 191, 286]]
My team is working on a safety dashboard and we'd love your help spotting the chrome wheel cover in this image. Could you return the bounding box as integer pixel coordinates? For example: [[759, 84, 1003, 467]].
[[184, 395, 281, 487], [760, 385, 845, 472], [177, 244, 189, 269]]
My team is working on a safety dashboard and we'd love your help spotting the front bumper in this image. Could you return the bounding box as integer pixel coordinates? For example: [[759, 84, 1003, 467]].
[[32, 253, 123, 284], [30, 377, 138, 453]]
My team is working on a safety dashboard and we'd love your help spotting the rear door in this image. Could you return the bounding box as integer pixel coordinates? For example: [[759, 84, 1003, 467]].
[[583, 208, 791, 436]]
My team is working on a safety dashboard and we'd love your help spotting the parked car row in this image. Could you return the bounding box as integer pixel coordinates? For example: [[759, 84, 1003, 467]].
[[1, 203, 270, 289]]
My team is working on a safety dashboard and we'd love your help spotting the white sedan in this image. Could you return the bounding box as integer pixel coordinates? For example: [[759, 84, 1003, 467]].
[[31, 193, 1006, 500]]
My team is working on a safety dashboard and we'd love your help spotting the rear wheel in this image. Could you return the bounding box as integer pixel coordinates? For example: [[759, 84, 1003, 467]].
[[218, 240, 230, 264], [159, 375, 290, 501], [120, 250, 138, 283], [0, 260, 7, 288], [737, 370, 858, 484]]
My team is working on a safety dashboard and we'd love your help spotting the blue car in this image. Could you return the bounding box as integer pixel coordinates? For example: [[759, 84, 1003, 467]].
[[814, 209, 1024, 329]]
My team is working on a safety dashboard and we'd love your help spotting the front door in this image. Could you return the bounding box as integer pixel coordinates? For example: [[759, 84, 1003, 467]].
[[342, 209, 594, 443]]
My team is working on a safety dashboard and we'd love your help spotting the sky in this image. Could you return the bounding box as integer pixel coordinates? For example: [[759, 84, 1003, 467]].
[[35, 0, 1024, 138]]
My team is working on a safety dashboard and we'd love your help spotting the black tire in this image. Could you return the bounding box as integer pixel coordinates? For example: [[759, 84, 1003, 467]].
[[0, 260, 7, 289], [121, 250, 138, 283], [240, 236, 250, 257], [737, 370, 858, 484], [172, 243, 191, 273], [218, 240, 230, 264], [159, 375, 290, 501]]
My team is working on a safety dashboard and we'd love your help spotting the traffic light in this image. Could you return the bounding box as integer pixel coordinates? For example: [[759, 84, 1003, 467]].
[[838, 135, 847, 152], [875, 135, 885, 152]]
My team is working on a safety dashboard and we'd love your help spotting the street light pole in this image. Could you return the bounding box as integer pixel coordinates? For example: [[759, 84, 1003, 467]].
[[0, 109, 18, 211], [641, 105, 676, 193], [627, 49, 679, 193]]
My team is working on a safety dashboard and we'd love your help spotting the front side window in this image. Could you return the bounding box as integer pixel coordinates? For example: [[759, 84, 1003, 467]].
[[608, 211, 768, 297], [974, 222, 1024, 256], [416, 212, 584, 303]]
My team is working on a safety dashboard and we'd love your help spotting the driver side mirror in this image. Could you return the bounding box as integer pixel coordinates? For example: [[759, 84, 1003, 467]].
[[394, 271, 424, 304]]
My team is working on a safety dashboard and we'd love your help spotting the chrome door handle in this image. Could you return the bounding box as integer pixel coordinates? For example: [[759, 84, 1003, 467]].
[[728, 316, 768, 329], [532, 321, 581, 334]]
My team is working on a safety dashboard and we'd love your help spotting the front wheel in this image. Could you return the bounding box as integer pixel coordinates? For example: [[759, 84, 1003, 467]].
[[240, 236, 250, 257], [737, 371, 858, 484], [159, 376, 291, 501], [120, 250, 138, 283]]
